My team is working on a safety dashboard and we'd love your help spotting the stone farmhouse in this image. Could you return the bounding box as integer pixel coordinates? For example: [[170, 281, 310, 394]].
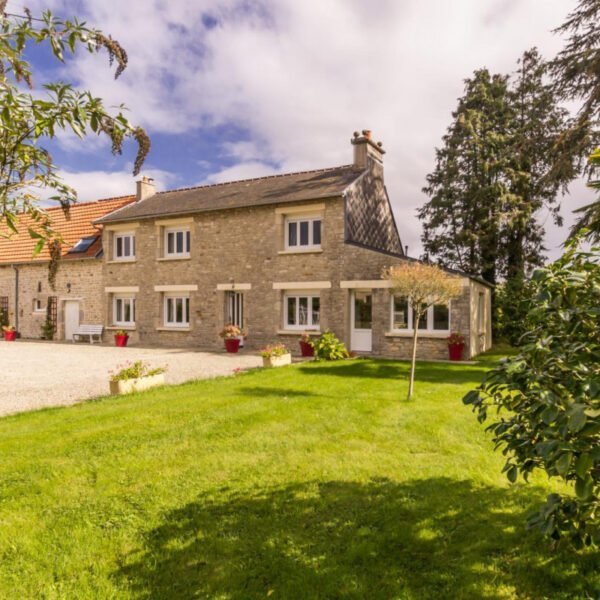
[[0, 131, 492, 359]]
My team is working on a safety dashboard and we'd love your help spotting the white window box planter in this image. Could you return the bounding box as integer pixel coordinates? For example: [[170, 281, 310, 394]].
[[109, 373, 165, 395], [262, 353, 292, 368]]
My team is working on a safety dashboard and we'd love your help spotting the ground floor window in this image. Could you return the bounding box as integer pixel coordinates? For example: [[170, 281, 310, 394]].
[[113, 295, 136, 326], [164, 295, 190, 327], [284, 293, 320, 330], [391, 296, 450, 332], [226, 291, 244, 328]]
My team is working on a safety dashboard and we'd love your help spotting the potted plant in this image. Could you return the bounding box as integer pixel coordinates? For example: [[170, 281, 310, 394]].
[[260, 343, 292, 368], [114, 329, 130, 347], [299, 332, 315, 357], [2, 325, 16, 342], [109, 360, 166, 395], [219, 324, 247, 353], [447, 332, 465, 361]]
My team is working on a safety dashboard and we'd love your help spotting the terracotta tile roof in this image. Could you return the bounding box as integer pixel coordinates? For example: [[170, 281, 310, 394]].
[[96, 165, 363, 224], [0, 196, 134, 264]]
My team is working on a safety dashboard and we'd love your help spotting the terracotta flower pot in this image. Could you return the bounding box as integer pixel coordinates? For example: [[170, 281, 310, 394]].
[[448, 343, 464, 361], [299, 340, 314, 357], [224, 337, 241, 353], [3, 330, 16, 342], [114, 334, 129, 347]]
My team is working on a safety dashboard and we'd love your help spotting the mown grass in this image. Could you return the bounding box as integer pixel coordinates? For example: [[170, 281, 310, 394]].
[[0, 355, 597, 599]]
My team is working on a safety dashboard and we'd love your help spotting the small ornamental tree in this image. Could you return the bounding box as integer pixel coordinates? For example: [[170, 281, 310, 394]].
[[0, 2, 150, 252], [463, 237, 600, 548], [383, 262, 461, 399]]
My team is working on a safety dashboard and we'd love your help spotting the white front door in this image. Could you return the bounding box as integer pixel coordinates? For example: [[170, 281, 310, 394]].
[[64, 301, 80, 340], [351, 291, 372, 352]]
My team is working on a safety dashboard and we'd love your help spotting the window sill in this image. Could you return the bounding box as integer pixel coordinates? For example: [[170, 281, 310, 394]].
[[156, 256, 191, 262], [385, 331, 450, 338], [277, 329, 321, 336], [278, 248, 323, 255], [107, 259, 137, 264], [106, 326, 136, 331], [156, 326, 191, 332]]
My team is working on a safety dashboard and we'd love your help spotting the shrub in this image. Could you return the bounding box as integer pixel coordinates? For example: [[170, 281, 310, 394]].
[[447, 332, 465, 345], [463, 238, 600, 548], [219, 324, 247, 338], [312, 331, 349, 361], [493, 276, 534, 346]]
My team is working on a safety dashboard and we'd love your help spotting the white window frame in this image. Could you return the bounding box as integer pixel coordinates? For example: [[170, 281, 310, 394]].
[[390, 296, 451, 333], [285, 216, 322, 250], [283, 292, 321, 331], [113, 232, 135, 261], [33, 299, 45, 313], [164, 227, 191, 258], [164, 294, 190, 328], [113, 295, 136, 326]]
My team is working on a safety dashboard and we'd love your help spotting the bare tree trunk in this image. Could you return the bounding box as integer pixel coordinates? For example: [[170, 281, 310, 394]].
[[408, 314, 420, 400]]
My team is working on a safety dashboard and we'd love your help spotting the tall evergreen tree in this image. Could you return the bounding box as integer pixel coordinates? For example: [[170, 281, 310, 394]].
[[420, 51, 572, 286], [419, 69, 512, 285], [502, 48, 573, 280]]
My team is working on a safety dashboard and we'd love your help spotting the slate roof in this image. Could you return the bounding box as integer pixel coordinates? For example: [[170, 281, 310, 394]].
[[96, 165, 363, 224], [0, 196, 134, 264]]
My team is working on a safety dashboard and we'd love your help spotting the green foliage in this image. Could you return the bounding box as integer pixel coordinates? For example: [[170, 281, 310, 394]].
[[570, 147, 600, 243], [492, 276, 534, 346], [464, 238, 600, 548], [420, 50, 573, 286], [0, 6, 149, 251], [311, 331, 349, 361], [40, 301, 55, 340], [110, 360, 166, 382]]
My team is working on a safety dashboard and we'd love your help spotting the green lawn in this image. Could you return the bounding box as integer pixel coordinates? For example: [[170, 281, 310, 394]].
[[0, 356, 597, 599]]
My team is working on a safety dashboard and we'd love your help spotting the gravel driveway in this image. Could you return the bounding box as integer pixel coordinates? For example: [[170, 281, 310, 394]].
[[0, 340, 262, 417]]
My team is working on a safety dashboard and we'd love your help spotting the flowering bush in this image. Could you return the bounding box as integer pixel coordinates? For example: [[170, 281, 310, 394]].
[[2, 325, 15, 332], [299, 332, 313, 344], [260, 344, 289, 358], [109, 360, 166, 382], [447, 332, 465, 345], [219, 324, 247, 338], [114, 329, 129, 336]]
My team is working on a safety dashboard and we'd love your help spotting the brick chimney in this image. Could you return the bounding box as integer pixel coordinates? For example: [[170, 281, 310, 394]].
[[351, 129, 385, 169], [136, 176, 156, 202]]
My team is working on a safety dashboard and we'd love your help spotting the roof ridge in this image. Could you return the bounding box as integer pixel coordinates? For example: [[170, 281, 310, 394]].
[[40, 194, 135, 215], [155, 164, 357, 196]]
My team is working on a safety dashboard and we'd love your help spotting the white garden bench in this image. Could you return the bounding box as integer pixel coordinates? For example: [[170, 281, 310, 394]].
[[72, 324, 104, 344]]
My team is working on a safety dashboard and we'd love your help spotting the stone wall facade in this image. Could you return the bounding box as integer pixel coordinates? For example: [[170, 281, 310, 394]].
[[100, 188, 492, 358], [0, 260, 104, 340]]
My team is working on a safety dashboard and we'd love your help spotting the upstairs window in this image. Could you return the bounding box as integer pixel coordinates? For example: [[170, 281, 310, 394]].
[[285, 217, 322, 250], [164, 227, 191, 258], [114, 233, 135, 260]]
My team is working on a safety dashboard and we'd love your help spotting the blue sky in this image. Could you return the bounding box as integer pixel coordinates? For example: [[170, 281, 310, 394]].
[[14, 0, 594, 259]]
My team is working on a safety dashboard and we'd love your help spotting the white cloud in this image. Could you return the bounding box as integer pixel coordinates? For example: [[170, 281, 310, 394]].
[[17, 0, 595, 260], [202, 161, 280, 184]]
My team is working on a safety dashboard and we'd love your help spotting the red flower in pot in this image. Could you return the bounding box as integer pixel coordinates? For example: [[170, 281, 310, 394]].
[[2, 325, 16, 342], [219, 324, 247, 353], [299, 332, 315, 357], [447, 332, 465, 361], [114, 329, 129, 347]]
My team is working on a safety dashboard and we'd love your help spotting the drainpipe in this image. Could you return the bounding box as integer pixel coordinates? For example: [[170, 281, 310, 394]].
[[12, 265, 19, 333]]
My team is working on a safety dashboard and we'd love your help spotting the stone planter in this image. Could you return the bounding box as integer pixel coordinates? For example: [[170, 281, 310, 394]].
[[109, 373, 165, 395], [262, 353, 292, 368]]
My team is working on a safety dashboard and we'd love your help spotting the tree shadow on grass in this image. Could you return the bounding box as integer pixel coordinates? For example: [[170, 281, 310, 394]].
[[115, 478, 598, 599], [299, 360, 490, 386]]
